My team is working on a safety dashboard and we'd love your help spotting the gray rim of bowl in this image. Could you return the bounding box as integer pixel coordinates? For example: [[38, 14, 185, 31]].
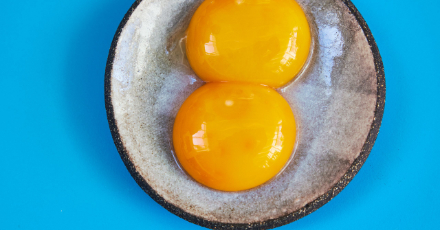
[[104, 0, 386, 229]]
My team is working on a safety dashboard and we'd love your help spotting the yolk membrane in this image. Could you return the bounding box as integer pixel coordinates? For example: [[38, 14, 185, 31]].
[[186, 0, 311, 88], [173, 83, 296, 191]]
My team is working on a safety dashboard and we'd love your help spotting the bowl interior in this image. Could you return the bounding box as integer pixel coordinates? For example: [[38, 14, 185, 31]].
[[106, 0, 382, 227]]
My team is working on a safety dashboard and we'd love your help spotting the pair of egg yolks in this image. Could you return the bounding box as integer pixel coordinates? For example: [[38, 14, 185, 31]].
[[173, 0, 311, 191], [173, 83, 296, 192], [186, 0, 311, 88]]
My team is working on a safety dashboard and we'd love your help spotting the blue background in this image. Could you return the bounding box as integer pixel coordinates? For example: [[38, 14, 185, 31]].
[[1, 0, 438, 229]]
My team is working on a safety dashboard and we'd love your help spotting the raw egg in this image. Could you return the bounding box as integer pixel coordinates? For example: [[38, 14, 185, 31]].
[[173, 83, 296, 191], [186, 0, 311, 88]]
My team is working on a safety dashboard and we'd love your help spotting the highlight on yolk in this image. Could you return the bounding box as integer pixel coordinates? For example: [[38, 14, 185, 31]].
[[173, 83, 296, 191], [186, 0, 311, 88]]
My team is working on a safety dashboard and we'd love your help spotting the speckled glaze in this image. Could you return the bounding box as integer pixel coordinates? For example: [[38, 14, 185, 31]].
[[105, 0, 385, 229]]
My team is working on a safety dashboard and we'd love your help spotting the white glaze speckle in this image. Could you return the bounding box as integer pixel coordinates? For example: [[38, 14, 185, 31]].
[[319, 25, 343, 95], [110, 0, 377, 223]]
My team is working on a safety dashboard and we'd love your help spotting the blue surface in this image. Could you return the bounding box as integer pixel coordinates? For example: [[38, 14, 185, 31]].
[[1, 0, 439, 229]]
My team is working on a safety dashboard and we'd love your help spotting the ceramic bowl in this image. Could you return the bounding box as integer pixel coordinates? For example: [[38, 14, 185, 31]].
[[105, 0, 385, 228]]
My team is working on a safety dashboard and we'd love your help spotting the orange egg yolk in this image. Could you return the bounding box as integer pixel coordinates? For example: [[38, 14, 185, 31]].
[[173, 83, 296, 191], [186, 0, 311, 88]]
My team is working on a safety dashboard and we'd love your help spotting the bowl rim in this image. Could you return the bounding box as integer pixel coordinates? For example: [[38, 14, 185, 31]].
[[104, 0, 386, 229]]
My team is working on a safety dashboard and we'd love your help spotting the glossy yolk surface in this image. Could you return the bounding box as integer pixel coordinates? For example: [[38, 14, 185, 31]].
[[173, 83, 296, 191], [186, 0, 311, 88]]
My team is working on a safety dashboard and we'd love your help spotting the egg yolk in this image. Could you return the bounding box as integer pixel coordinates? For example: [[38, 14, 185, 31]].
[[186, 0, 311, 88], [173, 83, 296, 191]]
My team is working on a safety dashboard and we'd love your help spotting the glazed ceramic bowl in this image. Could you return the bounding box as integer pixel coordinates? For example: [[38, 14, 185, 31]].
[[105, 0, 385, 229]]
